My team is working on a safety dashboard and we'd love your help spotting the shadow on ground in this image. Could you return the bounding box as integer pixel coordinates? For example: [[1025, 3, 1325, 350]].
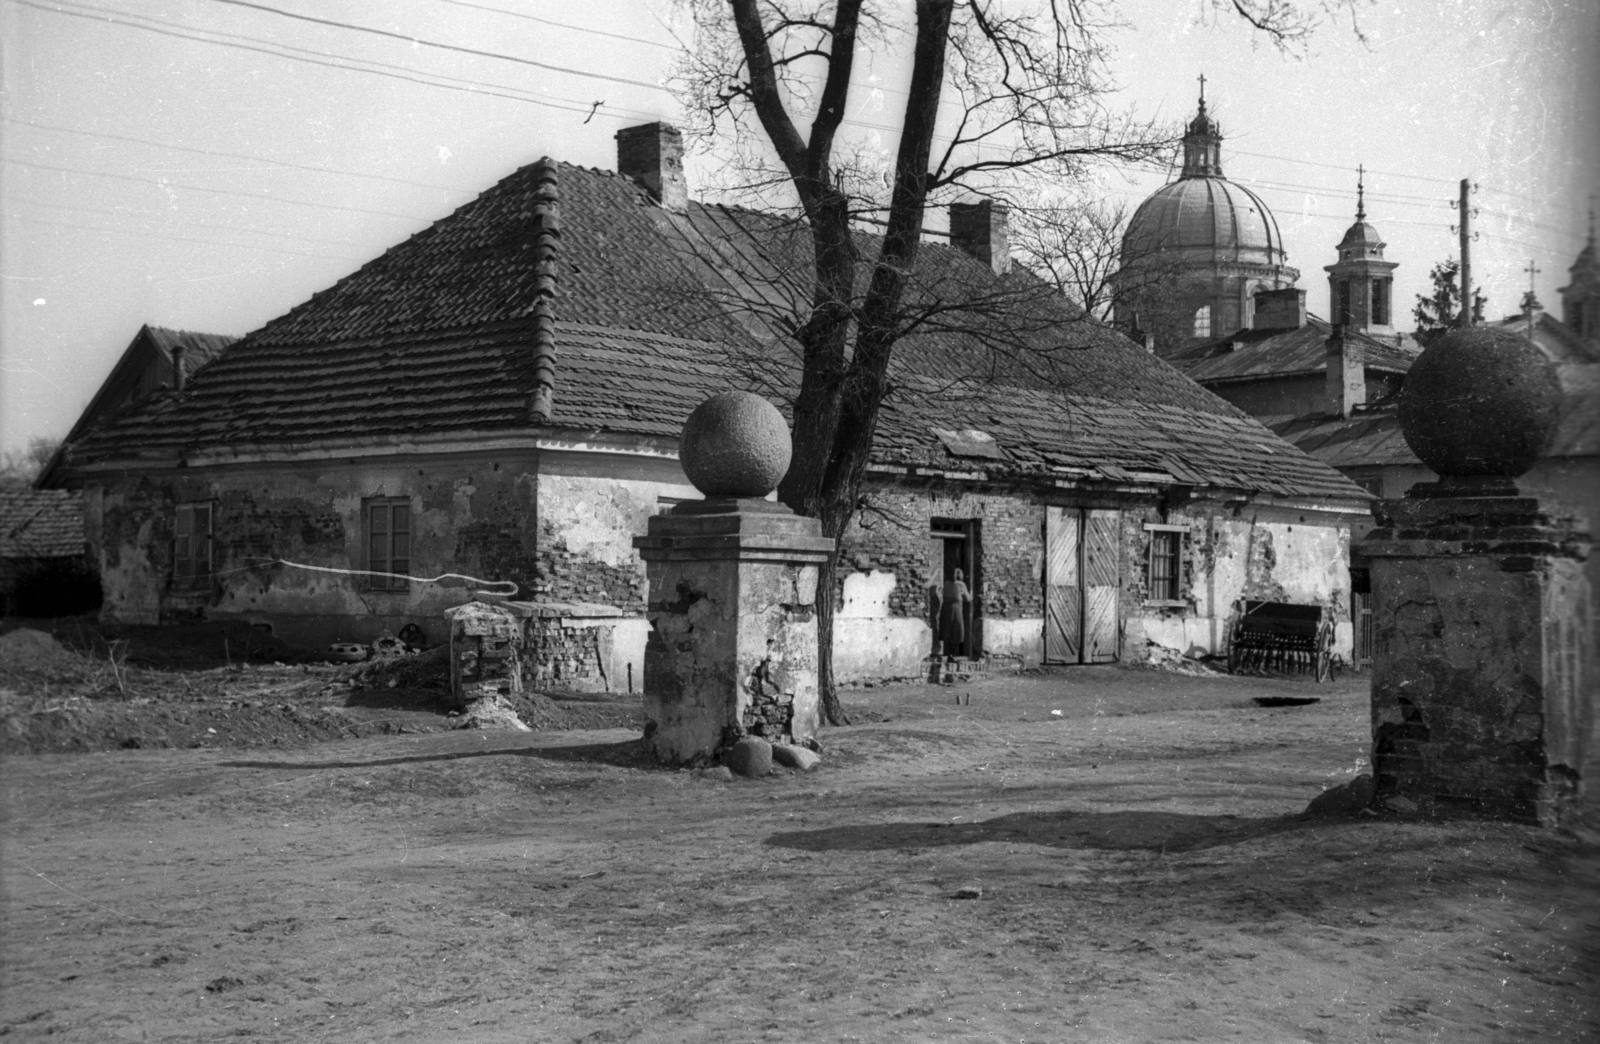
[[220, 736, 665, 773], [767, 808, 1314, 853]]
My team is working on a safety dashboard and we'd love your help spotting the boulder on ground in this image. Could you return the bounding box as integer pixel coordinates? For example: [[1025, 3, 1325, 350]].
[[772, 743, 821, 772], [1302, 773, 1375, 818], [695, 766, 734, 782], [1384, 794, 1418, 814], [725, 737, 773, 778]]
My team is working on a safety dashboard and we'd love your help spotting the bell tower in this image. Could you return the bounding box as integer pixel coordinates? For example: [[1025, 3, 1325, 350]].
[[1558, 205, 1599, 343], [1324, 168, 1399, 339]]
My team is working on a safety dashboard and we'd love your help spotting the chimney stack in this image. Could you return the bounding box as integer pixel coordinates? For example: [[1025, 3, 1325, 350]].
[[1253, 287, 1307, 331], [170, 343, 187, 392], [949, 201, 1011, 276], [615, 123, 687, 212], [1325, 325, 1366, 419]]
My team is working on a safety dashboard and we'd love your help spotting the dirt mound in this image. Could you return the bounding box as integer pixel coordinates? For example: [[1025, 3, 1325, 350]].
[[1, 627, 92, 679]]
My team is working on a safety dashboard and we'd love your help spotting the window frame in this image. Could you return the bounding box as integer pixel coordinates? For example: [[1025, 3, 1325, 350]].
[[1142, 522, 1188, 607], [363, 497, 413, 591], [172, 501, 214, 589], [1192, 304, 1212, 339]]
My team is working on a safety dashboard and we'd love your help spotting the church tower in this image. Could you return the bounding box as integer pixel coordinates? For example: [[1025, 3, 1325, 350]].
[[1559, 206, 1599, 343], [1323, 170, 1398, 340], [1115, 82, 1298, 352]]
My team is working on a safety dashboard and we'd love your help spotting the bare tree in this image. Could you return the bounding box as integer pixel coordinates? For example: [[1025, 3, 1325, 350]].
[[0, 436, 62, 487], [675, 0, 1356, 725]]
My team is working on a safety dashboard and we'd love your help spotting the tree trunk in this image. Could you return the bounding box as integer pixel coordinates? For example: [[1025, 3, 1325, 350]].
[[813, 544, 849, 727]]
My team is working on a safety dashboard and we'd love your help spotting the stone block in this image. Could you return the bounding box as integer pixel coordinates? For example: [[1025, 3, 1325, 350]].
[[725, 737, 773, 778], [772, 744, 821, 772]]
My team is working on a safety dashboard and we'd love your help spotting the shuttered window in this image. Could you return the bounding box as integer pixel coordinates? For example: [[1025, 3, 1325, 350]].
[[365, 499, 412, 590], [173, 503, 213, 587]]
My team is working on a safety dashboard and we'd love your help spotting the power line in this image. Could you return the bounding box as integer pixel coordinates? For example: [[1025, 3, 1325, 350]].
[[205, 0, 666, 91], [8, 194, 370, 251], [432, 0, 678, 52], [3, 156, 428, 222], [8, 211, 359, 262], [5, 118, 469, 196], [9, 0, 654, 125]]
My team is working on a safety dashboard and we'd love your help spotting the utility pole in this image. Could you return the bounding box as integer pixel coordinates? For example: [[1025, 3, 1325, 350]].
[[1524, 258, 1541, 339], [1457, 178, 1473, 327]]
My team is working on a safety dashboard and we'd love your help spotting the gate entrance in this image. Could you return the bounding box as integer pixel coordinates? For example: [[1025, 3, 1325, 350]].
[[1044, 507, 1121, 664]]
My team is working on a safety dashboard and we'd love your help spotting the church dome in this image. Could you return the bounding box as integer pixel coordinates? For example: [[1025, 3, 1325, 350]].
[[1121, 176, 1288, 267]]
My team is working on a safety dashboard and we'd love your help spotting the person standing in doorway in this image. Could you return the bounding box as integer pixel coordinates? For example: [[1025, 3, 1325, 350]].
[[940, 568, 972, 659]]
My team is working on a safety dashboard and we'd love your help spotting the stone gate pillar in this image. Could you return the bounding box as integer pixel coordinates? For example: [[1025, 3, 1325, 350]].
[[634, 393, 834, 765], [1359, 327, 1593, 826]]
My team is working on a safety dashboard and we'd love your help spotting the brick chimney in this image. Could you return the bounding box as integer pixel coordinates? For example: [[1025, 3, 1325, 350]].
[[1325, 325, 1366, 418], [170, 342, 187, 392], [615, 123, 687, 212], [1253, 287, 1307, 331], [950, 201, 1010, 276]]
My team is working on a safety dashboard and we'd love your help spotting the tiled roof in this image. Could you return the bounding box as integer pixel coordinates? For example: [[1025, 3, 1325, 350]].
[[1165, 316, 1417, 384], [0, 487, 84, 559], [62, 159, 1367, 504]]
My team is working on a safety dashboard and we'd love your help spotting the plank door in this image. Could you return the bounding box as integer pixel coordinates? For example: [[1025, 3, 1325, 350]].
[[1083, 509, 1121, 663], [1044, 506, 1082, 664]]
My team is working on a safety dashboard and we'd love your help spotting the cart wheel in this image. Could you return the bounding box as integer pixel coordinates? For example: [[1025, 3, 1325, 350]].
[[1315, 649, 1330, 683]]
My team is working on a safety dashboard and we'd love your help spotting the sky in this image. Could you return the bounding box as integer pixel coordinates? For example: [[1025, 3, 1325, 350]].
[[3, 0, 1597, 458]]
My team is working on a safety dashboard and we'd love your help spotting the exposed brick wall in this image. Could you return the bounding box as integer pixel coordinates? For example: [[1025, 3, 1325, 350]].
[[529, 518, 647, 614], [841, 482, 1044, 620], [522, 617, 612, 690]]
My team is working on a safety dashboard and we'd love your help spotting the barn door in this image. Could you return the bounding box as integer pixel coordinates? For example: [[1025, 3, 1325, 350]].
[[1044, 507, 1082, 664], [1083, 509, 1121, 662]]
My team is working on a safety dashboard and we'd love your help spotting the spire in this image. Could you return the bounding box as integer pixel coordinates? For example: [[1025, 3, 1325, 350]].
[[1356, 164, 1366, 221]]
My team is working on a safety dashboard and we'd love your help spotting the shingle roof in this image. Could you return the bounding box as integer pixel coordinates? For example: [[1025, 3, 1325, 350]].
[[0, 487, 84, 559], [62, 159, 1367, 504], [1165, 316, 1417, 384]]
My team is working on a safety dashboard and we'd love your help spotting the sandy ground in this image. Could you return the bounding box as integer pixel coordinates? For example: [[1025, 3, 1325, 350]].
[[2, 666, 1596, 1043]]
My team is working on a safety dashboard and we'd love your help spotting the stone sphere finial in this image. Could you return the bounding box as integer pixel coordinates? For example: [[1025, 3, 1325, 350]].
[[1398, 326, 1561, 479], [678, 392, 793, 498]]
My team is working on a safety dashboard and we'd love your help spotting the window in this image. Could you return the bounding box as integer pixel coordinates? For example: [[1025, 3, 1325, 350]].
[[1372, 278, 1391, 326], [1192, 305, 1211, 339], [173, 502, 213, 587], [364, 498, 412, 590], [1144, 523, 1187, 605]]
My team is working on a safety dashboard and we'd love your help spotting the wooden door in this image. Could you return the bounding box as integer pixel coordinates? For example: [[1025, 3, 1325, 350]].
[[1044, 507, 1081, 664], [1083, 509, 1121, 663]]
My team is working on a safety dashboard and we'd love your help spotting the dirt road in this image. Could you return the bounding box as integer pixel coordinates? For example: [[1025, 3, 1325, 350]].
[[3, 667, 1596, 1042]]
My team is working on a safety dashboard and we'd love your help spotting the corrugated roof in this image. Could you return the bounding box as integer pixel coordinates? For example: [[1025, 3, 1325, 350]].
[[62, 159, 1368, 504], [1165, 315, 1417, 383], [0, 487, 84, 559]]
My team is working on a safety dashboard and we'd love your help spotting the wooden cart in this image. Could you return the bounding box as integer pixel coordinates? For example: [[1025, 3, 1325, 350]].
[[1227, 600, 1334, 681]]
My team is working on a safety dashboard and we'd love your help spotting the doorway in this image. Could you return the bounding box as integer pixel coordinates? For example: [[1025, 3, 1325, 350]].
[[1044, 506, 1121, 664], [931, 518, 981, 659]]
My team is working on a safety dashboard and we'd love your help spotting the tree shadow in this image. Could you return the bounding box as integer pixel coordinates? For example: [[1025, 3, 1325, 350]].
[[220, 736, 665, 773], [767, 808, 1313, 854]]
